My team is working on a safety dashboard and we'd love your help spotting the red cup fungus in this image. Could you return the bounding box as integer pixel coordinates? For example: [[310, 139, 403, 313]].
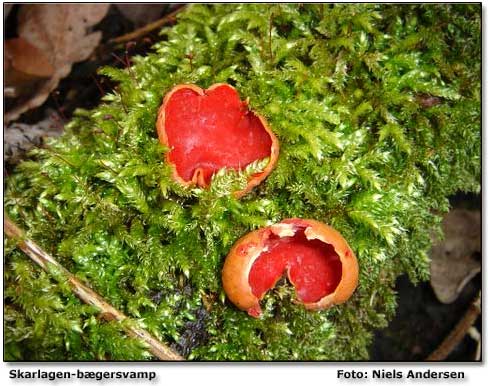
[[222, 219, 359, 317], [156, 83, 279, 198]]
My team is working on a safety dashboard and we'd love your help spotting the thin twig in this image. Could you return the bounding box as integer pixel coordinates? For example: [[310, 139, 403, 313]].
[[109, 6, 185, 45], [467, 327, 481, 360], [426, 292, 481, 361], [4, 214, 183, 361]]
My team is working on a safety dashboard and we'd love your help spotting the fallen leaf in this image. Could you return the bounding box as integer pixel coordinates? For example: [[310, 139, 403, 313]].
[[430, 209, 480, 304], [4, 4, 109, 123], [5, 37, 55, 78], [4, 4, 13, 20], [115, 4, 168, 27], [4, 109, 64, 164]]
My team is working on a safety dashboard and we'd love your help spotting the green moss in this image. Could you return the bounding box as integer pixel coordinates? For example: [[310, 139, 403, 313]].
[[4, 4, 480, 360]]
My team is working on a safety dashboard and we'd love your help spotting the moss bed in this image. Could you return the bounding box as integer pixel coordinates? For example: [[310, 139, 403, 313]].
[[4, 4, 480, 360]]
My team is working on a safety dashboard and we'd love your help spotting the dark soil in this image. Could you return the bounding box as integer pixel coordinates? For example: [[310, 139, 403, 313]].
[[370, 273, 481, 361], [370, 192, 481, 361]]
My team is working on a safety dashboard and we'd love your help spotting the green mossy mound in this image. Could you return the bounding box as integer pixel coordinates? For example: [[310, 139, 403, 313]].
[[4, 4, 480, 360]]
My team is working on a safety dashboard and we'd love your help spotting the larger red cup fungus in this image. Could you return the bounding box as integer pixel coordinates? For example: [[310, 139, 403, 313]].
[[222, 219, 359, 317], [156, 83, 279, 197]]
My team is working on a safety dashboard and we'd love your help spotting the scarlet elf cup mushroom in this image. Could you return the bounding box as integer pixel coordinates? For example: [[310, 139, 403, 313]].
[[222, 219, 359, 317], [156, 83, 279, 197]]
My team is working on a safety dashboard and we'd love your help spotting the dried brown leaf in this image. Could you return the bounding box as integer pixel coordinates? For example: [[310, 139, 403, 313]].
[[5, 37, 54, 78], [5, 4, 109, 123], [430, 209, 481, 304], [115, 4, 168, 27], [4, 4, 13, 21], [4, 109, 64, 164]]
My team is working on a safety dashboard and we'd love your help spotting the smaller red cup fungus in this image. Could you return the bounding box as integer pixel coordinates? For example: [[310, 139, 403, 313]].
[[156, 83, 279, 198], [222, 219, 359, 317]]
